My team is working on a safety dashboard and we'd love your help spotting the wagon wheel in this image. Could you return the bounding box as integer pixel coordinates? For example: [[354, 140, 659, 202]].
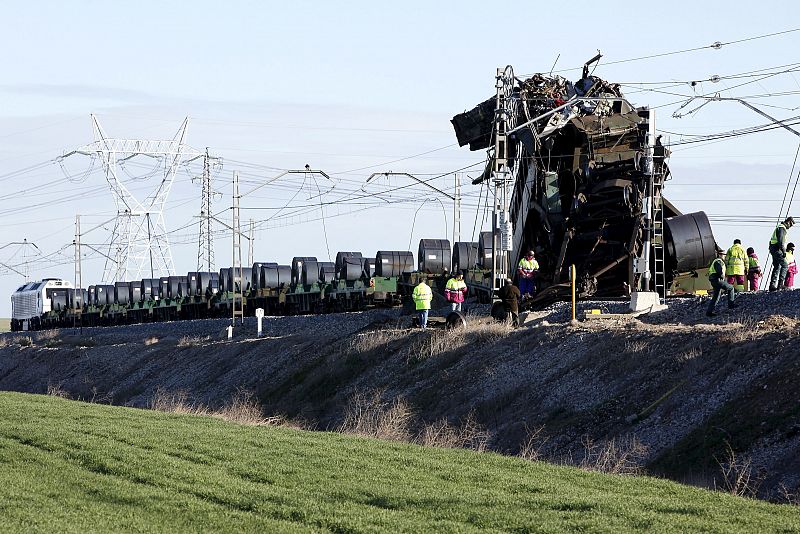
[[445, 311, 467, 329]]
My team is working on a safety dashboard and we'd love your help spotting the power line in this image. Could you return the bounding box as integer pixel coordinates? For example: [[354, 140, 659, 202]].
[[619, 61, 800, 89], [663, 116, 800, 148], [239, 161, 485, 211], [333, 144, 459, 175], [0, 159, 55, 183]]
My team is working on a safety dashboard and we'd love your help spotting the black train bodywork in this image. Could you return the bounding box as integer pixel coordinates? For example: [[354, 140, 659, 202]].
[[452, 69, 715, 304]]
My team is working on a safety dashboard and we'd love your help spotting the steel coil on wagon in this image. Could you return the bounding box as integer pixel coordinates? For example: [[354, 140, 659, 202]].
[[478, 231, 495, 268], [375, 251, 414, 277], [167, 276, 189, 299], [418, 239, 451, 274], [199, 272, 219, 296], [301, 260, 320, 286], [130, 283, 142, 303], [140, 279, 160, 300], [319, 261, 336, 283], [453, 241, 479, 271], [218, 268, 230, 292], [237, 268, 253, 292], [335, 251, 362, 280], [158, 277, 170, 299], [337, 256, 364, 281], [96, 284, 115, 306], [292, 257, 318, 285], [252, 262, 278, 289], [77, 288, 88, 308], [260, 264, 285, 289], [114, 282, 132, 305], [218, 268, 253, 292], [63, 288, 75, 310], [262, 266, 278, 289], [264, 265, 293, 289], [50, 289, 69, 311], [186, 272, 200, 296], [68, 288, 87, 309], [186, 272, 215, 296], [277, 265, 291, 287]]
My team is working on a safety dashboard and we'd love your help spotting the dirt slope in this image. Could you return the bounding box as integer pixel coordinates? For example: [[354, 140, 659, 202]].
[[1, 291, 800, 501]]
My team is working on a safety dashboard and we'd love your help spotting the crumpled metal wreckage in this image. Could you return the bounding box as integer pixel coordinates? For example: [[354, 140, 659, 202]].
[[451, 60, 714, 306]]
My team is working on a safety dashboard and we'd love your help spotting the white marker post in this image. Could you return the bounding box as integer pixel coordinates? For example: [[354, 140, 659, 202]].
[[255, 307, 264, 337]]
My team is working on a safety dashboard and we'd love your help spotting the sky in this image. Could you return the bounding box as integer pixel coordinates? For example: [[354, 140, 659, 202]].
[[2, 1, 800, 316]]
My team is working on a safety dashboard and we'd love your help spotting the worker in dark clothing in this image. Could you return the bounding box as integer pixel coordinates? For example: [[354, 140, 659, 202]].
[[497, 278, 521, 326], [707, 250, 737, 317], [769, 217, 795, 291]]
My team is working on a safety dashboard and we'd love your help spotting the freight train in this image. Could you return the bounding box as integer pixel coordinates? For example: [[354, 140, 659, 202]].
[[10, 204, 715, 333], [10, 238, 492, 332]]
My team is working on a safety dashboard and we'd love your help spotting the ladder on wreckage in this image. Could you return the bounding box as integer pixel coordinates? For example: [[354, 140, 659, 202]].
[[651, 185, 667, 303]]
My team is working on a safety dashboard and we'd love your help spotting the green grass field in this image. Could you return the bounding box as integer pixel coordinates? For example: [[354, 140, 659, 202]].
[[0, 392, 797, 533]]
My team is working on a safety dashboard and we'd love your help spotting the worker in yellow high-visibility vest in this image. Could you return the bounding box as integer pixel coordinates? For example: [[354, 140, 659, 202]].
[[724, 239, 747, 293], [517, 250, 539, 298], [412, 279, 433, 329], [706, 250, 736, 318]]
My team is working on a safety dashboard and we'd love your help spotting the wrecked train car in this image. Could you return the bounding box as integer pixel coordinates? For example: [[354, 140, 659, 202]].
[[452, 65, 715, 303]]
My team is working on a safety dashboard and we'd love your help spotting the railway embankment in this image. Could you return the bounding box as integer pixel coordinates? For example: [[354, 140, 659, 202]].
[[1, 291, 800, 502]]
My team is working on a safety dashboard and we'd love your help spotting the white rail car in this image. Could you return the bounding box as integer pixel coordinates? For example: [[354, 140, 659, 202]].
[[10, 278, 73, 331]]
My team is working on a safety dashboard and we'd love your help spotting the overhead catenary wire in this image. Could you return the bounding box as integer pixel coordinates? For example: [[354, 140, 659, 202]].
[[310, 172, 332, 262], [776, 141, 800, 221], [618, 61, 800, 86], [238, 161, 485, 211], [333, 144, 460, 175], [520, 27, 800, 76]]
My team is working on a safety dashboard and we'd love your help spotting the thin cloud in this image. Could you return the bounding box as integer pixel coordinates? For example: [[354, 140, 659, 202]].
[[0, 83, 158, 103]]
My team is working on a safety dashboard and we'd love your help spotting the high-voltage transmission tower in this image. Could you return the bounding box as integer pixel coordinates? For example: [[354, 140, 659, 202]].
[[61, 115, 202, 282], [187, 148, 222, 272]]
